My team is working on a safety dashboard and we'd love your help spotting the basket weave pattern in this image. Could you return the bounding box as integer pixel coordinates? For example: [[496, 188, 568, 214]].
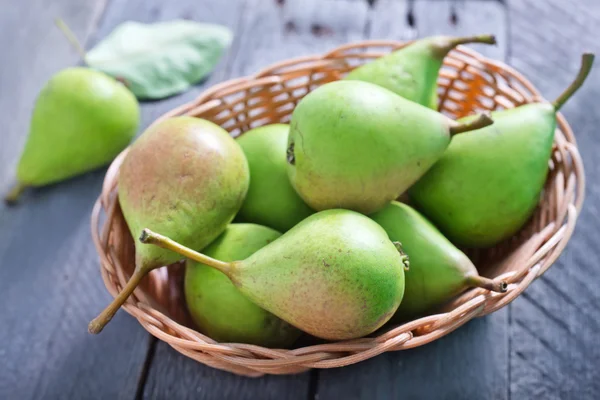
[[91, 41, 584, 376]]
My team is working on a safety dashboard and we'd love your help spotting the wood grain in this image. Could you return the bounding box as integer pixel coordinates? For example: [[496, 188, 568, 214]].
[[2, 0, 598, 398], [143, 342, 311, 400], [507, 0, 600, 399], [368, 0, 415, 41], [0, 1, 152, 399], [141, 0, 369, 397], [317, 1, 510, 398], [412, 0, 507, 60], [228, 0, 370, 78], [87, 1, 313, 399]]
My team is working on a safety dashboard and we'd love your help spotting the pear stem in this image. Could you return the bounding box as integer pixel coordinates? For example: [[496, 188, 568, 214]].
[[466, 275, 508, 293], [139, 228, 234, 276], [55, 18, 89, 65], [432, 34, 496, 58], [448, 113, 494, 136], [552, 53, 595, 111], [4, 182, 28, 205], [448, 34, 497, 47], [88, 267, 150, 334]]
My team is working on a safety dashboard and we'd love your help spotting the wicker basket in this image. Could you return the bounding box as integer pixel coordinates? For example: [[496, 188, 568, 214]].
[[91, 40, 584, 377]]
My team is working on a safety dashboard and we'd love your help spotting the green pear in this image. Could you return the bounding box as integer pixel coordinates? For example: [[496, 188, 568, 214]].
[[89, 116, 249, 333], [409, 53, 594, 248], [141, 209, 409, 340], [371, 202, 507, 320], [236, 124, 313, 231], [5, 67, 140, 204], [286, 80, 493, 214], [345, 34, 496, 108], [185, 223, 301, 347]]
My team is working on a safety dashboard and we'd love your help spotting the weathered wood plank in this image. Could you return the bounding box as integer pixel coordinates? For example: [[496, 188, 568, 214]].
[[367, 0, 506, 57], [507, 1, 600, 398], [138, 0, 370, 397], [318, 318, 509, 399], [317, 1, 510, 398], [0, 1, 152, 399], [139, 0, 370, 398], [228, 0, 370, 78], [91, 1, 312, 399], [412, 0, 507, 59], [143, 343, 311, 400], [5, 0, 595, 398], [369, 0, 415, 40]]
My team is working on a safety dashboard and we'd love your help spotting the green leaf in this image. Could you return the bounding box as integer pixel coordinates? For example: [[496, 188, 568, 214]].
[[87, 20, 233, 100]]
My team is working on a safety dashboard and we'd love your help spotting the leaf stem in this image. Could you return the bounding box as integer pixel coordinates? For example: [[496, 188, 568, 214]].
[[55, 18, 88, 65]]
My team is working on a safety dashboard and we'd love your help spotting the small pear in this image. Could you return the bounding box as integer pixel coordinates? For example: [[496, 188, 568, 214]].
[[286, 80, 493, 214], [185, 223, 302, 347], [236, 124, 313, 231], [409, 53, 595, 247], [89, 116, 249, 333], [5, 67, 140, 204], [371, 202, 507, 320], [141, 209, 408, 340], [345, 34, 496, 108]]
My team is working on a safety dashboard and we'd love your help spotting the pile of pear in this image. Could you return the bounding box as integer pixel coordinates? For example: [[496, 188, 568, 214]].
[[79, 35, 594, 347]]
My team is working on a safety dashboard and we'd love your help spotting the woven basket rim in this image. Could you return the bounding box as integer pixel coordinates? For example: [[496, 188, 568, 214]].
[[91, 40, 585, 377]]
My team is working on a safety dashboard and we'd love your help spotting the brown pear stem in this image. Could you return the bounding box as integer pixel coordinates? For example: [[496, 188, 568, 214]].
[[88, 267, 150, 334], [466, 275, 508, 293], [55, 18, 89, 65], [432, 34, 496, 58], [448, 113, 494, 136], [552, 53, 595, 111], [4, 182, 28, 205], [139, 228, 234, 276], [449, 34, 497, 47]]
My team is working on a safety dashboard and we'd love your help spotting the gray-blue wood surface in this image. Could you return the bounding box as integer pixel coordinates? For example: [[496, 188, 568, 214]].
[[0, 0, 598, 399]]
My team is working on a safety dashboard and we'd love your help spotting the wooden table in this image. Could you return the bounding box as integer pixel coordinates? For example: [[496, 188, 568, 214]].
[[1, 0, 598, 398]]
